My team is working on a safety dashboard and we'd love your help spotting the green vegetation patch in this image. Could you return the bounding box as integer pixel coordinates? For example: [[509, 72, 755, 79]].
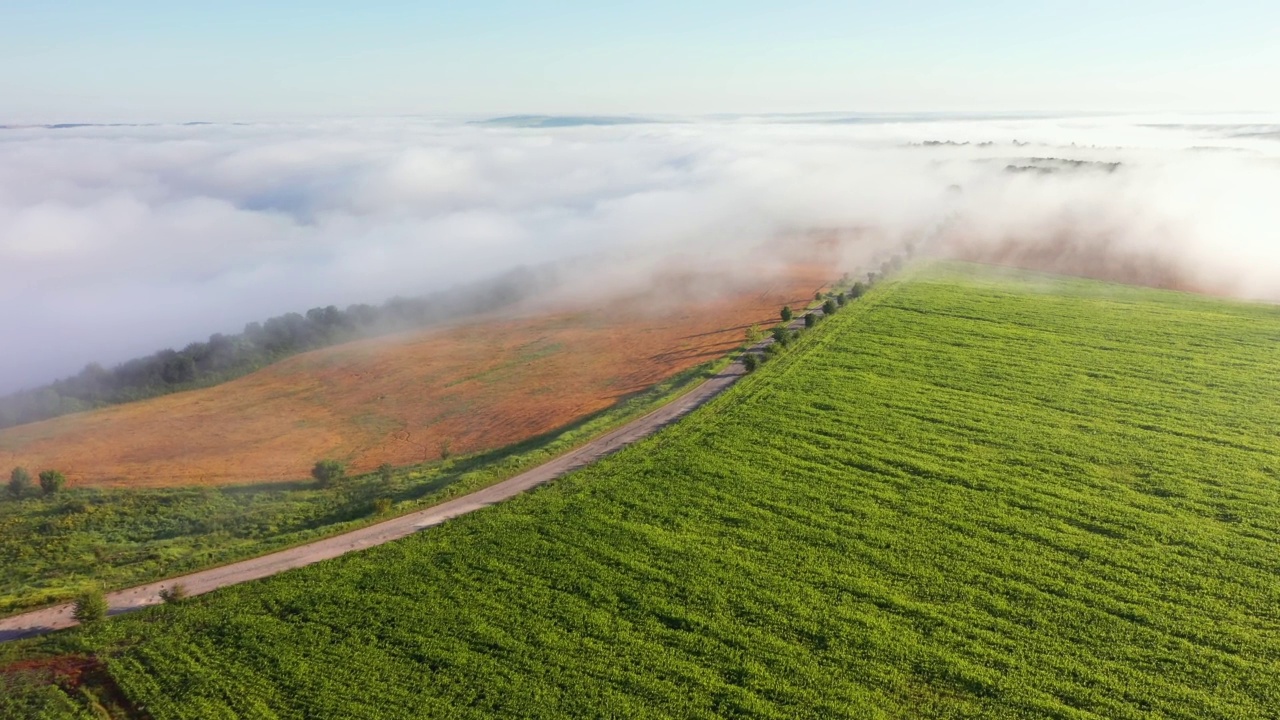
[[37, 264, 1280, 718]]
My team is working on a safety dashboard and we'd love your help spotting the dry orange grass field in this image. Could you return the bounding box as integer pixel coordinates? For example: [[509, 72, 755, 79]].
[[0, 259, 833, 488]]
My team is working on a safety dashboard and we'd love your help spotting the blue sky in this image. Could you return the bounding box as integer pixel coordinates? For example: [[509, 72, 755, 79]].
[[2, 1, 1278, 120]]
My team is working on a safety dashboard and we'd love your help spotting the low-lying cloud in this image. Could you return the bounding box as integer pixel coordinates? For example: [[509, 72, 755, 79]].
[[2, 113, 1279, 393]]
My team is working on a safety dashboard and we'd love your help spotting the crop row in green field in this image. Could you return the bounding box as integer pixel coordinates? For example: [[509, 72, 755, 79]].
[[24, 263, 1280, 718]]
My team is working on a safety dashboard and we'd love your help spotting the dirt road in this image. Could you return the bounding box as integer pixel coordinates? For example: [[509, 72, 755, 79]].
[[0, 312, 817, 643]]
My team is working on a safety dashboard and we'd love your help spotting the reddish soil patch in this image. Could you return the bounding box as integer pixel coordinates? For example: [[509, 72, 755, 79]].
[[1, 653, 142, 716], [2, 654, 98, 684], [0, 254, 836, 488]]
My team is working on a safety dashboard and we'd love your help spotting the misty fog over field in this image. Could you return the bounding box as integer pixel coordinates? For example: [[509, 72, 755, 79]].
[[2, 112, 1279, 394]]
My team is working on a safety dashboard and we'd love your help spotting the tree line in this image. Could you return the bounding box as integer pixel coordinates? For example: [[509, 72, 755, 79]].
[[0, 264, 565, 429], [740, 264, 891, 374]]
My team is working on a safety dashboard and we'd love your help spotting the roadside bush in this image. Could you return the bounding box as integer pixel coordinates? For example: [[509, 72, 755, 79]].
[[373, 498, 393, 515], [8, 467, 31, 499], [38, 470, 65, 496], [804, 313, 817, 328], [72, 588, 108, 624], [814, 291, 823, 302], [780, 306, 793, 322], [823, 299, 838, 315], [378, 463, 394, 483], [771, 326, 791, 347], [741, 353, 759, 373], [439, 439, 453, 461], [158, 584, 188, 604], [745, 324, 763, 344], [848, 282, 867, 299], [836, 293, 847, 306], [311, 459, 346, 487]]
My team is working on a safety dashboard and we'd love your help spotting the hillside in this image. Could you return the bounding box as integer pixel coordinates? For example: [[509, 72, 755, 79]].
[[17, 262, 1280, 718], [0, 263, 830, 488]]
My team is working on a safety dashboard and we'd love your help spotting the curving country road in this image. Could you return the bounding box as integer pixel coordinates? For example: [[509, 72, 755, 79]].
[[0, 311, 819, 643]]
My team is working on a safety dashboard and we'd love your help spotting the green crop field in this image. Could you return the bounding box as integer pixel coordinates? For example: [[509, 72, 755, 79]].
[[15, 263, 1280, 718]]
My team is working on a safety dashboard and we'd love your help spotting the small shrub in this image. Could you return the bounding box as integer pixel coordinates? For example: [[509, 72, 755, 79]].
[[771, 326, 791, 347], [7, 467, 31, 499], [836, 293, 847, 306], [158, 584, 188, 604], [38, 470, 65, 496], [741, 353, 759, 373], [745, 324, 763, 344], [374, 498, 393, 515], [780, 306, 793, 322], [378, 463, 394, 483], [439, 439, 453, 461], [823, 299, 837, 315], [849, 282, 867, 299], [804, 313, 817, 328], [311, 459, 346, 487], [72, 589, 108, 624]]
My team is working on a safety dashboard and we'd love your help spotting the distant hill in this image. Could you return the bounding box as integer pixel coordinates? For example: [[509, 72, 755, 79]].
[[473, 115, 660, 128], [0, 259, 832, 487]]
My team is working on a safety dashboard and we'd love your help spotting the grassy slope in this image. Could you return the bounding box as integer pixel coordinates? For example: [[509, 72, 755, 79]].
[[0, 358, 728, 616], [47, 264, 1280, 718]]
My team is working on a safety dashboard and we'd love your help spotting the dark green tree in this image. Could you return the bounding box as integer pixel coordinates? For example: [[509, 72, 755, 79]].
[[38, 470, 65, 496], [780, 306, 793, 322], [741, 353, 759, 373], [804, 313, 818, 328], [311, 459, 346, 487], [823, 299, 838, 315], [7, 467, 30, 499], [771, 325, 791, 347]]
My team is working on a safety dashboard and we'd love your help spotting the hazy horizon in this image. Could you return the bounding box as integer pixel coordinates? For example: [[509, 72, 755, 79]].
[[2, 111, 1279, 394]]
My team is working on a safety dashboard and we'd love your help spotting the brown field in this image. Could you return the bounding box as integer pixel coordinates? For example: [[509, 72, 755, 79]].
[[0, 258, 833, 488]]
